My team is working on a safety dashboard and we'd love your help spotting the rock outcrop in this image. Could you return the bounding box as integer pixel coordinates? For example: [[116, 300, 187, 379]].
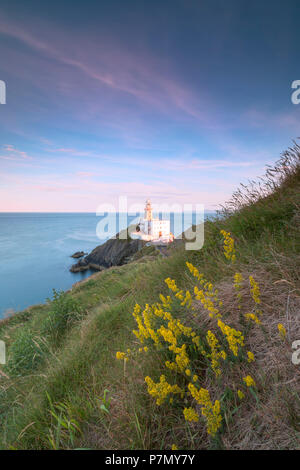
[[70, 226, 146, 273], [71, 251, 87, 258]]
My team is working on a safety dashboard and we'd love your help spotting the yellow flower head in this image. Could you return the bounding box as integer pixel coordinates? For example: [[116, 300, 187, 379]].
[[183, 407, 199, 422], [188, 384, 222, 436], [244, 313, 261, 325], [145, 375, 183, 406], [218, 320, 244, 356], [116, 351, 126, 360], [247, 351, 255, 363], [278, 323, 286, 339], [220, 230, 236, 263], [243, 375, 256, 387], [249, 276, 261, 304]]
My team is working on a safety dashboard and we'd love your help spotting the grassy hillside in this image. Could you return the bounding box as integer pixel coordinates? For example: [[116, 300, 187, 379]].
[[0, 143, 299, 450]]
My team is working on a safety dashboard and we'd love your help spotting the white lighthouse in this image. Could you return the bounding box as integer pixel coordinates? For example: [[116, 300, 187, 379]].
[[131, 200, 174, 244]]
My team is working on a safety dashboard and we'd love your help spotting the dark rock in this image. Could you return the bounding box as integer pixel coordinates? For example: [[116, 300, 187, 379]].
[[70, 264, 90, 273], [85, 237, 144, 268], [71, 251, 87, 258], [89, 263, 104, 271], [69, 226, 145, 273]]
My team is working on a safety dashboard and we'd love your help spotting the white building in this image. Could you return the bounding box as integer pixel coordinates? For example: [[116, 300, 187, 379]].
[[131, 200, 174, 243]]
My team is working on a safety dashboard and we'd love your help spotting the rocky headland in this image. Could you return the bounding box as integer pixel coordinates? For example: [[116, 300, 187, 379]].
[[70, 226, 146, 273]]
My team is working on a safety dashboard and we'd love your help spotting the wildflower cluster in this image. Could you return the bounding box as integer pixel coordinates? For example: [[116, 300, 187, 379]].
[[249, 276, 261, 305], [145, 375, 184, 405], [217, 320, 244, 356], [165, 277, 193, 307], [188, 384, 222, 436], [220, 230, 236, 262], [205, 330, 226, 377], [244, 312, 261, 325], [115, 230, 267, 445], [183, 407, 199, 422], [186, 261, 222, 319], [132, 303, 161, 346], [234, 272, 243, 309], [194, 286, 222, 319], [244, 275, 263, 322], [127, 286, 200, 380]]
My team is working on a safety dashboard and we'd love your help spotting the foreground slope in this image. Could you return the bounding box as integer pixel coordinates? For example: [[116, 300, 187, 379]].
[[0, 143, 299, 450]]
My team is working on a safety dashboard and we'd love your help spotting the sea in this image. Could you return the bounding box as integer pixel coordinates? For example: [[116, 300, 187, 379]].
[[0, 211, 216, 317]]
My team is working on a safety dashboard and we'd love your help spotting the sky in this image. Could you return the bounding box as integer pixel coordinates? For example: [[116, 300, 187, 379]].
[[0, 0, 299, 211]]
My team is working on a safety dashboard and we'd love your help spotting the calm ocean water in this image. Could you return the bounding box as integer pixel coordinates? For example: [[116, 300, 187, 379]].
[[0, 212, 215, 317]]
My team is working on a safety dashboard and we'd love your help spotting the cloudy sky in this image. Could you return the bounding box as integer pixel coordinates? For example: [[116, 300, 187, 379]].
[[0, 0, 299, 211]]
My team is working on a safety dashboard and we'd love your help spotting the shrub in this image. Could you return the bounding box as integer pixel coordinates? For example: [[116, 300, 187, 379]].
[[6, 290, 82, 376], [6, 328, 48, 375], [42, 290, 82, 344]]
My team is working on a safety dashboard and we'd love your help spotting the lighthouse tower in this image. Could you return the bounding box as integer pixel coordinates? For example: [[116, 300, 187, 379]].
[[131, 199, 173, 244], [144, 199, 153, 221]]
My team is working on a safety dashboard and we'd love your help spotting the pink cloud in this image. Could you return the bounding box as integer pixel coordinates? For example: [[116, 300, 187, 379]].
[[0, 168, 233, 212], [0, 14, 214, 126], [0, 145, 32, 161]]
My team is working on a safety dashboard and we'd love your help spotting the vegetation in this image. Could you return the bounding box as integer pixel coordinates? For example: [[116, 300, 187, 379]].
[[0, 142, 299, 450]]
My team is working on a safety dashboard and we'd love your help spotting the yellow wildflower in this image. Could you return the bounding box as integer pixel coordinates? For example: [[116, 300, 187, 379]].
[[244, 313, 261, 325], [247, 351, 255, 363], [234, 272, 243, 309], [194, 286, 221, 319], [116, 351, 127, 360], [186, 261, 203, 282], [249, 276, 261, 304], [165, 361, 178, 372], [183, 407, 199, 422], [220, 230, 236, 263], [218, 320, 244, 356], [206, 330, 226, 377], [145, 375, 183, 406], [173, 344, 190, 372], [165, 277, 179, 293], [181, 290, 192, 308], [243, 375, 256, 387], [192, 335, 200, 348], [237, 390, 245, 400], [278, 323, 286, 339], [188, 384, 222, 436], [159, 294, 172, 308]]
